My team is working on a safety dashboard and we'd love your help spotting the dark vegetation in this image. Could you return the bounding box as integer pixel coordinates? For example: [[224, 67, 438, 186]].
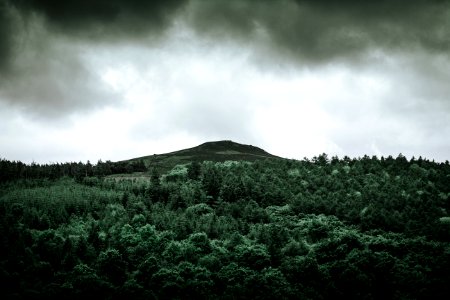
[[1, 141, 450, 299], [128, 140, 279, 174]]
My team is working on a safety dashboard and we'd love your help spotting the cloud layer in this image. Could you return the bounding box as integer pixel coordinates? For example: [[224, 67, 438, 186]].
[[3, 0, 450, 71], [187, 0, 450, 63], [1, 0, 450, 117], [0, 0, 449, 162]]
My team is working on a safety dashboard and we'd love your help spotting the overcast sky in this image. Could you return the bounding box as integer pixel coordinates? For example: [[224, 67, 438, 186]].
[[1, 0, 449, 163]]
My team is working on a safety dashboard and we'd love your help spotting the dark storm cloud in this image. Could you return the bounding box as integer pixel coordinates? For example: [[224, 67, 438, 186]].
[[0, 0, 14, 71], [0, 0, 189, 71], [1, 0, 448, 70], [1, 0, 449, 119], [0, 0, 189, 118], [0, 48, 118, 118], [0, 3, 119, 119], [11, 0, 188, 37], [187, 0, 450, 63]]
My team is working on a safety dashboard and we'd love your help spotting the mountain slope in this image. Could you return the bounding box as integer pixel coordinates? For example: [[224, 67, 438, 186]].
[[127, 140, 281, 172]]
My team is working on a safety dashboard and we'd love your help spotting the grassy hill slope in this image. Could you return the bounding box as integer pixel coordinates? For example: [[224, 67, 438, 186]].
[[126, 140, 281, 173]]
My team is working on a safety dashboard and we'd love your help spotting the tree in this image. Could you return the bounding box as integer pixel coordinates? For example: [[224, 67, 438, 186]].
[[151, 268, 183, 299], [187, 161, 202, 180], [70, 263, 113, 298], [235, 244, 271, 270], [96, 248, 128, 286], [201, 165, 222, 200], [147, 168, 162, 202], [177, 262, 213, 298]]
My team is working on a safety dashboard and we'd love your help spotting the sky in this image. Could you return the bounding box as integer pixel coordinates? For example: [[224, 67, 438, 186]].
[[1, 0, 449, 163]]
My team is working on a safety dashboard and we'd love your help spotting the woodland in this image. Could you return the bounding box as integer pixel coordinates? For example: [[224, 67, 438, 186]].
[[1, 154, 450, 299]]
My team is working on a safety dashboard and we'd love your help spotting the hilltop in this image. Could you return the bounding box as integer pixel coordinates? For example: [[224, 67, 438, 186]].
[[126, 140, 280, 173]]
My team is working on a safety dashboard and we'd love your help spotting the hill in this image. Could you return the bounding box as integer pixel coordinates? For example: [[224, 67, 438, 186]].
[[126, 140, 281, 173], [1, 149, 450, 298]]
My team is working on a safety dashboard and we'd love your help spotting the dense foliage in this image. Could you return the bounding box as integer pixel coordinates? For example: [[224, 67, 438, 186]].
[[0, 159, 147, 183], [1, 154, 450, 299]]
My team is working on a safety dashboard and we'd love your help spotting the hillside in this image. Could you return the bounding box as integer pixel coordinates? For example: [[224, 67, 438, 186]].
[[1, 152, 450, 298], [127, 140, 280, 173]]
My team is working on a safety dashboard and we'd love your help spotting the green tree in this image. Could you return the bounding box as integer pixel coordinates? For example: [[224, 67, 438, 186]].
[[201, 164, 222, 200], [187, 161, 202, 180], [235, 244, 271, 270], [96, 248, 128, 286]]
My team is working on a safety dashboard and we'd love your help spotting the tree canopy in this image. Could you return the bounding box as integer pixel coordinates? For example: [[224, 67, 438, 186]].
[[1, 154, 449, 298]]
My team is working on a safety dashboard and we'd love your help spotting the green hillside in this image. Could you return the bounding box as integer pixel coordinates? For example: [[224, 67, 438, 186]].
[[1, 147, 450, 298], [126, 140, 280, 173]]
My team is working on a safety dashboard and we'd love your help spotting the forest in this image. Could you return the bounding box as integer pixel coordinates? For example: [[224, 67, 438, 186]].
[[1, 153, 450, 299]]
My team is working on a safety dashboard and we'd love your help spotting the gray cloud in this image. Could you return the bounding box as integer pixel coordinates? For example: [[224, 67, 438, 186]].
[[170, 85, 256, 143], [0, 0, 189, 119], [0, 9, 120, 119], [128, 71, 259, 145], [186, 0, 450, 64], [0, 0, 15, 72], [0, 53, 118, 119], [2, 0, 449, 71], [1, 0, 450, 123], [10, 0, 188, 36], [320, 52, 450, 162], [398, 55, 450, 106]]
